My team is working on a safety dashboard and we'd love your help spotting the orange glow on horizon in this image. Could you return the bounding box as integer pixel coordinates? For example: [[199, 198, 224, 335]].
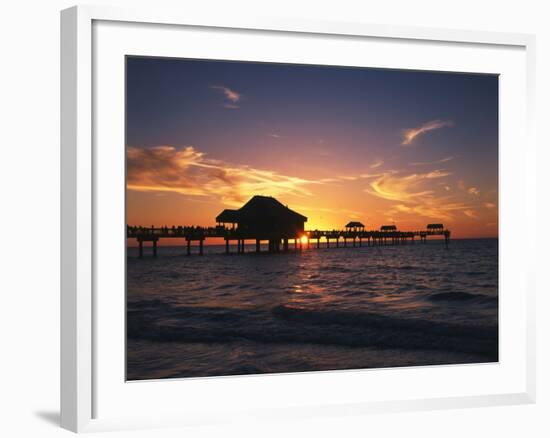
[[125, 143, 498, 240]]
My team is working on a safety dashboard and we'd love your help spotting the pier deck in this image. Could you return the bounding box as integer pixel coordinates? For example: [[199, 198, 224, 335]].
[[127, 225, 451, 257]]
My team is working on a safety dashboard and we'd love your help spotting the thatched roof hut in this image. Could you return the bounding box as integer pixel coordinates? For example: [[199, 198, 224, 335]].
[[380, 224, 397, 231], [427, 223, 444, 230], [345, 221, 365, 230], [238, 196, 307, 221], [216, 196, 307, 238]]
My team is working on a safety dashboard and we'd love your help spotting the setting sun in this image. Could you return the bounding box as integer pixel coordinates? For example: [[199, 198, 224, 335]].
[[300, 235, 309, 245]]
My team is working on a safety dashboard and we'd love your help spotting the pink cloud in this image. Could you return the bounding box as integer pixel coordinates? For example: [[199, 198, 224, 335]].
[[402, 120, 454, 145], [210, 85, 241, 107]]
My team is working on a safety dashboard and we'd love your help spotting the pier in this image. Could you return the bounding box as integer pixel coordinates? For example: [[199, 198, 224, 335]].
[[127, 195, 450, 257], [128, 225, 450, 257]]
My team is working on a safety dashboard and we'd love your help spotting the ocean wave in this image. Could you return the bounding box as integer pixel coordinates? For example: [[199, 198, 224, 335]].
[[428, 291, 497, 304], [127, 300, 498, 359]]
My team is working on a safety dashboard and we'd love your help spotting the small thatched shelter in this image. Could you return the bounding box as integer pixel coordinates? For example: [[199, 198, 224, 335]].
[[380, 224, 397, 232], [427, 223, 444, 230], [345, 221, 365, 232]]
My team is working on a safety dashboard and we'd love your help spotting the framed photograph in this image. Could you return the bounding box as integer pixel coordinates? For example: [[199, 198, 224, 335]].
[[61, 5, 536, 433]]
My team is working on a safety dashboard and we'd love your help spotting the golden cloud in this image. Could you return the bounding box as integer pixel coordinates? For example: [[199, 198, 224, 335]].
[[370, 160, 384, 169], [409, 156, 455, 166], [367, 170, 473, 220], [388, 201, 472, 221], [369, 170, 451, 201], [127, 145, 318, 206]]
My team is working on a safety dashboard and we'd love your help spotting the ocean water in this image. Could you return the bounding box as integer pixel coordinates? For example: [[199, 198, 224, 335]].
[[127, 238, 498, 380]]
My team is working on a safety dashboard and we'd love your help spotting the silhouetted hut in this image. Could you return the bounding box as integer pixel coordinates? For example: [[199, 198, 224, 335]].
[[427, 223, 444, 231], [345, 221, 365, 232], [380, 225, 397, 232], [216, 195, 307, 238]]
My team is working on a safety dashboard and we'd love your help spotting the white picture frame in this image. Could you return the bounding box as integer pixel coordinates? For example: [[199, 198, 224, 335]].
[[60, 4, 536, 433]]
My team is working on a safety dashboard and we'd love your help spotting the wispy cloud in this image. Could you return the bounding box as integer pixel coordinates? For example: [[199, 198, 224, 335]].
[[457, 180, 480, 196], [467, 187, 480, 195], [387, 201, 470, 221], [359, 170, 395, 179], [268, 133, 281, 139], [339, 176, 359, 181], [366, 169, 473, 220], [210, 85, 241, 108], [409, 156, 455, 166], [295, 204, 366, 221], [401, 120, 454, 146], [484, 202, 496, 209], [370, 160, 384, 169], [464, 209, 477, 218], [368, 170, 450, 203], [127, 145, 318, 206], [327, 171, 395, 185]]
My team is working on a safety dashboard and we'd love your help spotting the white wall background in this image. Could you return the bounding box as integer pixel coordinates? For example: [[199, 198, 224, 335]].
[[0, 1, 547, 436]]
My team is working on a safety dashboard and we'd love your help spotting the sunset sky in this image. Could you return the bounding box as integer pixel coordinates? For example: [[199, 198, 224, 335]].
[[126, 57, 498, 238]]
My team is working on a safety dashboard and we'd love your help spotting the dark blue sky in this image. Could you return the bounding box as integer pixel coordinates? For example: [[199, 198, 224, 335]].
[[127, 57, 497, 160]]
